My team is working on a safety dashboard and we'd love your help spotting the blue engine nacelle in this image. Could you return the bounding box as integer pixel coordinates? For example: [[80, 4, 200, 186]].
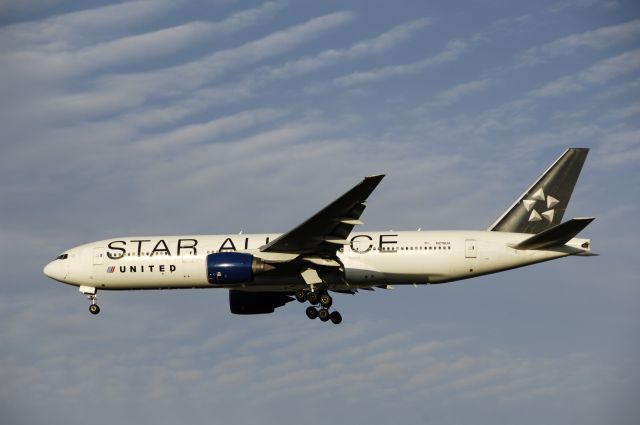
[[207, 252, 272, 284]]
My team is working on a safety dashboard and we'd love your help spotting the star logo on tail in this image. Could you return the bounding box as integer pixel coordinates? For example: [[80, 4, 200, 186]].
[[522, 188, 559, 222]]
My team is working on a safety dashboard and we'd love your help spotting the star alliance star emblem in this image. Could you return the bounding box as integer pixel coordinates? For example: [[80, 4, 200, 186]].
[[522, 187, 559, 222]]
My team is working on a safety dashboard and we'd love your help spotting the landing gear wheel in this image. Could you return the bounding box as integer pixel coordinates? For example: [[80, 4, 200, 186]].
[[318, 308, 330, 322], [329, 311, 342, 325], [89, 304, 100, 315], [319, 293, 332, 308], [295, 289, 308, 303], [307, 292, 320, 305], [305, 306, 318, 320]]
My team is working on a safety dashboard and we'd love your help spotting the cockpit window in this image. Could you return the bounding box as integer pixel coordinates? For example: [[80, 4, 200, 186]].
[[56, 254, 68, 260]]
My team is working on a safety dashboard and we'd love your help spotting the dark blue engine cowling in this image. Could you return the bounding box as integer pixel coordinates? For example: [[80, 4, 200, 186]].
[[206, 252, 275, 284]]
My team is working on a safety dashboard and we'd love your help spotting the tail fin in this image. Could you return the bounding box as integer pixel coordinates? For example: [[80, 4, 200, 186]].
[[488, 148, 589, 234]]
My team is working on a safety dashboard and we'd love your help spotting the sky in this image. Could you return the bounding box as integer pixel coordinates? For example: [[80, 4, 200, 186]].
[[1, 0, 639, 424]]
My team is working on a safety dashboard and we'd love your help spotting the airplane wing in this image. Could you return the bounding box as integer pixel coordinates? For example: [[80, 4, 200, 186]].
[[260, 175, 384, 257]]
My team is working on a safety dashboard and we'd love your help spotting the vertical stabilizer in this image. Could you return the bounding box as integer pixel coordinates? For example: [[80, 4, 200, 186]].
[[488, 148, 589, 234]]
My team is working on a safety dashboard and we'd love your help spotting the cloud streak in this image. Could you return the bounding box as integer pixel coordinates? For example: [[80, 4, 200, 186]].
[[333, 38, 467, 87], [260, 17, 433, 81], [528, 49, 640, 97], [0, 295, 614, 425], [519, 19, 640, 66], [432, 77, 496, 105], [0, 0, 182, 48]]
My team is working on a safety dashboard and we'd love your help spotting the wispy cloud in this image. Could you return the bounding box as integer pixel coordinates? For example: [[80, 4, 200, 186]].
[[0, 0, 182, 47], [258, 17, 433, 82], [473, 15, 532, 44], [0, 298, 611, 423], [91, 11, 355, 108], [594, 129, 640, 166], [601, 101, 640, 121], [518, 19, 640, 66], [432, 77, 495, 105], [528, 49, 640, 97], [550, 0, 621, 12], [1, 1, 288, 79], [4, 9, 355, 125], [132, 108, 289, 153], [333, 38, 467, 87]]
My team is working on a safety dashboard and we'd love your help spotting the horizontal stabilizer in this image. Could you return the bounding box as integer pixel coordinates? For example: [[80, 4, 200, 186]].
[[512, 217, 595, 250]]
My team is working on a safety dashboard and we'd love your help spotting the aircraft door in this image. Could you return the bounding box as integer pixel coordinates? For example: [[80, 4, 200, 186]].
[[465, 239, 477, 258]]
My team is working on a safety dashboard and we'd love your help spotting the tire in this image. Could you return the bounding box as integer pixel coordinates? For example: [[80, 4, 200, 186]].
[[329, 311, 342, 325], [89, 304, 100, 315], [307, 292, 320, 305], [295, 289, 308, 303], [319, 293, 332, 308], [318, 308, 330, 322], [305, 306, 318, 320]]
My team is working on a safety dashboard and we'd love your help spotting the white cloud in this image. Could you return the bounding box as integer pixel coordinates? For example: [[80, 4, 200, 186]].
[[528, 49, 640, 98], [259, 17, 433, 81], [0, 294, 616, 425], [601, 101, 640, 121], [528, 75, 586, 98], [69, 1, 287, 74], [473, 15, 532, 44], [2, 9, 355, 125], [0, 0, 67, 17], [0, 0, 182, 48], [432, 77, 495, 105], [90, 11, 355, 108], [594, 129, 640, 166], [550, 0, 621, 12], [519, 19, 640, 66], [579, 49, 640, 84], [1, 1, 288, 79], [132, 108, 289, 152], [333, 38, 467, 87]]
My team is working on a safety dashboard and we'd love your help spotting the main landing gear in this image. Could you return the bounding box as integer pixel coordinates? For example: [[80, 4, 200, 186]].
[[80, 286, 100, 315], [295, 289, 342, 325]]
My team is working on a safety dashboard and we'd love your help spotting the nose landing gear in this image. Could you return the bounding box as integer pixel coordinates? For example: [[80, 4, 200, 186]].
[[80, 286, 100, 315]]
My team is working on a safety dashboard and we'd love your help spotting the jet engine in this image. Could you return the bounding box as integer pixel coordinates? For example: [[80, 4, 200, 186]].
[[206, 252, 273, 284]]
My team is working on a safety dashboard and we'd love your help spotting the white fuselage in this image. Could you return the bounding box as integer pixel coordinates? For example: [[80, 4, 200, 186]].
[[44, 230, 590, 292]]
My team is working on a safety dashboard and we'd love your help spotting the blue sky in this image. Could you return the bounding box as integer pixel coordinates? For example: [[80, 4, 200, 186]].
[[1, 0, 639, 424]]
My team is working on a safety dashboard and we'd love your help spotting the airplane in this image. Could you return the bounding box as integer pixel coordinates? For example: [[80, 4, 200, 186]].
[[44, 148, 595, 324]]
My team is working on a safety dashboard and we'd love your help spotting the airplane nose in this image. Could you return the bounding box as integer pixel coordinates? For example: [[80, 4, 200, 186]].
[[43, 260, 66, 282]]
